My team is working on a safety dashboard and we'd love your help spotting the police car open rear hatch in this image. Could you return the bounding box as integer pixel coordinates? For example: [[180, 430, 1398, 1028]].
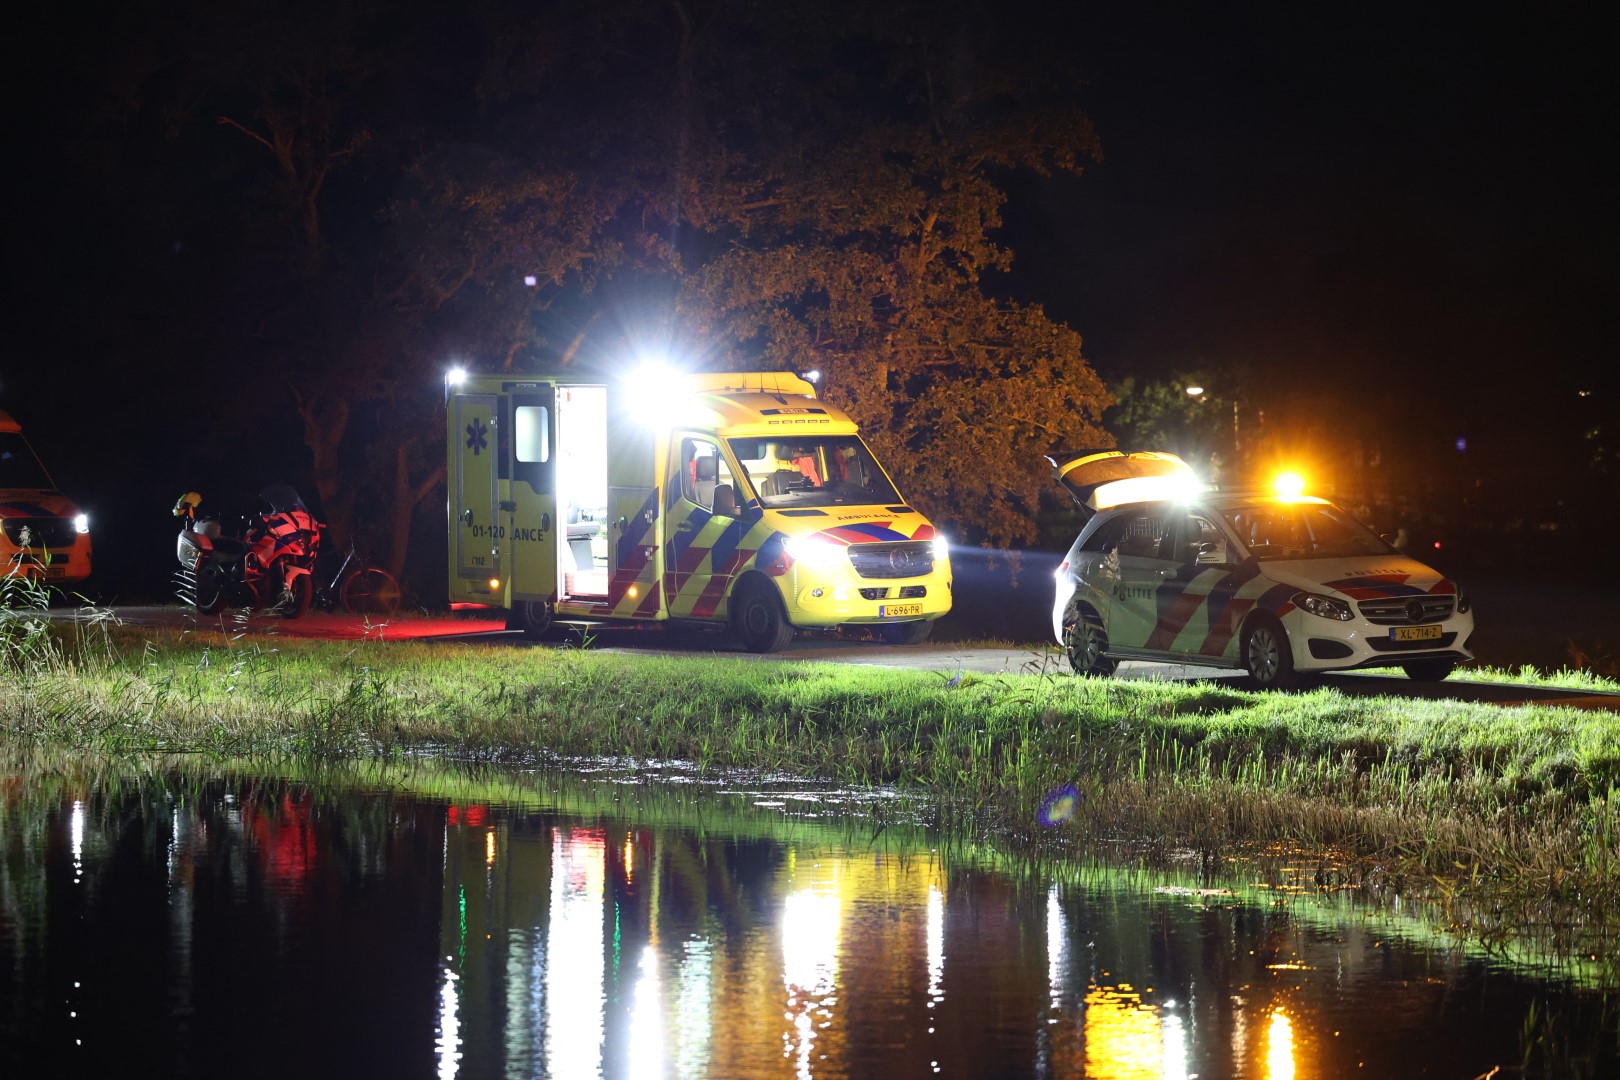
[[1046, 450, 1199, 519]]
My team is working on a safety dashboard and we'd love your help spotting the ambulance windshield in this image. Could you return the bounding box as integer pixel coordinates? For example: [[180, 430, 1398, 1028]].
[[0, 434, 54, 491], [727, 435, 901, 508]]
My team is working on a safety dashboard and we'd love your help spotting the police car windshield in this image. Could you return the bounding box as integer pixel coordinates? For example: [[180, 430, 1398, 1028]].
[[1222, 502, 1393, 561], [0, 434, 54, 490], [726, 436, 901, 508]]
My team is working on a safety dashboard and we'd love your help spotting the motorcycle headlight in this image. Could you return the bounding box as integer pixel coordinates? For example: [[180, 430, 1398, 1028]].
[[1294, 591, 1353, 621]]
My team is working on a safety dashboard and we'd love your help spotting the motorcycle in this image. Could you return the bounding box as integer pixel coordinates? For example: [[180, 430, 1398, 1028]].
[[173, 485, 321, 618]]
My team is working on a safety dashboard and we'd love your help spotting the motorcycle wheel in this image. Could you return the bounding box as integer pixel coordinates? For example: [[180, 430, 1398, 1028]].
[[341, 568, 402, 616], [279, 573, 312, 620], [193, 567, 227, 615]]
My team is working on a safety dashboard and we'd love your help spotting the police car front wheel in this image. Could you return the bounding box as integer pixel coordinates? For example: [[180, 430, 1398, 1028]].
[[1242, 615, 1298, 690], [1402, 660, 1456, 682]]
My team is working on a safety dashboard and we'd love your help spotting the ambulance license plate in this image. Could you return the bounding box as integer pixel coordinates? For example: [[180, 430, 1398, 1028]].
[[881, 603, 922, 618], [45, 566, 67, 580], [1391, 625, 1442, 642]]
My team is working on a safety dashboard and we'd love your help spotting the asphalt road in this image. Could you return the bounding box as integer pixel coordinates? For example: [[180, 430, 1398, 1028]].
[[55, 604, 1620, 711]]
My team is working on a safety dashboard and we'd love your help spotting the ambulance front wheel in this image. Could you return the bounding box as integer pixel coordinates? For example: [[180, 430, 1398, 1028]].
[[732, 580, 795, 653], [507, 600, 555, 639]]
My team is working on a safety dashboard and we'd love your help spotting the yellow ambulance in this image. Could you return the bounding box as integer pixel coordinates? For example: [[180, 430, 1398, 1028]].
[[1, 409, 93, 585], [446, 369, 951, 650]]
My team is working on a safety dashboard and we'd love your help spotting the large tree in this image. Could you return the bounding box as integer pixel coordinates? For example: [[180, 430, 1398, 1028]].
[[480, 0, 1114, 546], [59, 0, 1113, 595]]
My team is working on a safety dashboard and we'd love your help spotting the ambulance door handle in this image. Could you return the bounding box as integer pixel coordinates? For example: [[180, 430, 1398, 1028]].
[[677, 520, 695, 534], [461, 509, 473, 526], [541, 513, 551, 531]]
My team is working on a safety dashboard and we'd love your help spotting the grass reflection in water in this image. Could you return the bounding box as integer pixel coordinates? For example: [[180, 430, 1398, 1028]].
[[1, 753, 1616, 1078]]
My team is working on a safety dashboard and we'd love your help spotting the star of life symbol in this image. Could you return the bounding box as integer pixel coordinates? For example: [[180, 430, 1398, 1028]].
[[465, 417, 489, 455]]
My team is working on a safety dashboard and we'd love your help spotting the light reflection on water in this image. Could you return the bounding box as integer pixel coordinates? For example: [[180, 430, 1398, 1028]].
[[1, 765, 1615, 1078]]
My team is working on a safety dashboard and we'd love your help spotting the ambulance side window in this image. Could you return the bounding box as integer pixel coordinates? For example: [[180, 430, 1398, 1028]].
[[678, 437, 736, 515]]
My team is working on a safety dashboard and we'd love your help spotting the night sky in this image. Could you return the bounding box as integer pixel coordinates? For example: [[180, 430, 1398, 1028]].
[[1002, 5, 1614, 438], [7, 2, 1615, 599]]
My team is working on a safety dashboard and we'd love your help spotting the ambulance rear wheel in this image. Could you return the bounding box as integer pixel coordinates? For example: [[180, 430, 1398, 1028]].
[[507, 600, 555, 640], [1066, 616, 1115, 677], [1242, 614, 1298, 690], [733, 581, 794, 653], [879, 620, 934, 646]]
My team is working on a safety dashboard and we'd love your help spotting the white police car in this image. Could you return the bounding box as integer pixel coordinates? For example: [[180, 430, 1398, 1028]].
[[1049, 451, 1474, 689]]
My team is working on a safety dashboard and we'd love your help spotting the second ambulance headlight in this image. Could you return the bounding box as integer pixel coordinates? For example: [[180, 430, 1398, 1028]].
[[1294, 591, 1352, 621], [931, 532, 950, 562], [784, 534, 847, 569]]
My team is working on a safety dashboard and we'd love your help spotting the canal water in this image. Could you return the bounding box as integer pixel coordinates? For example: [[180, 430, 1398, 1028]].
[[2, 757, 1614, 1078]]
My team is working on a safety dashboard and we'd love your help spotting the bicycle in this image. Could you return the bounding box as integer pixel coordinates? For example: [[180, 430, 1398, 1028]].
[[313, 534, 402, 616]]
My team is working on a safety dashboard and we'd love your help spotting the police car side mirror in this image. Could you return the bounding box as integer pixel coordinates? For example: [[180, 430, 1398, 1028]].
[[1195, 541, 1230, 566]]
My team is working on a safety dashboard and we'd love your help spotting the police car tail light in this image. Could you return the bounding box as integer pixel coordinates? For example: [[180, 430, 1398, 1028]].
[[1294, 591, 1352, 621], [783, 534, 846, 569]]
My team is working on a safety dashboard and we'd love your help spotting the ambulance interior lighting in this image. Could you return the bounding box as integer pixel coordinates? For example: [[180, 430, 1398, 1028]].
[[1272, 471, 1307, 500], [784, 534, 847, 569], [74, 513, 89, 534]]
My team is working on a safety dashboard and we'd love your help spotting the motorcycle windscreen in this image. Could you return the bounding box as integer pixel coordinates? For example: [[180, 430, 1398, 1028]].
[[1048, 450, 1199, 518]]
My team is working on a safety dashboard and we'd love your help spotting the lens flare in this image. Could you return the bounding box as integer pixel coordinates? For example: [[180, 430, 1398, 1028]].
[[1038, 785, 1080, 827]]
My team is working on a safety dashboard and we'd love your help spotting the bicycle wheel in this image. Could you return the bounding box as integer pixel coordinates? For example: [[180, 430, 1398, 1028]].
[[340, 567, 401, 616]]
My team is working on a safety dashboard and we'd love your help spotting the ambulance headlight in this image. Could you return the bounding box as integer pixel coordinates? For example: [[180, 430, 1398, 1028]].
[[74, 513, 90, 534], [1294, 591, 1352, 621], [784, 534, 846, 569], [931, 532, 950, 562]]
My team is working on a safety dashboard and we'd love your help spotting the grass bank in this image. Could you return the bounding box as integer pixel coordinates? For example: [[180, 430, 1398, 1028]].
[[5, 618, 1620, 966]]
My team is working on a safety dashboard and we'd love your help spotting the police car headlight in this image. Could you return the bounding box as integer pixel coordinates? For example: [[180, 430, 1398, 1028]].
[[74, 513, 90, 534], [1455, 587, 1471, 615], [931, 532, 950, 562], [1294, 591, 1353, 621], [783, 534, 846, 569]]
